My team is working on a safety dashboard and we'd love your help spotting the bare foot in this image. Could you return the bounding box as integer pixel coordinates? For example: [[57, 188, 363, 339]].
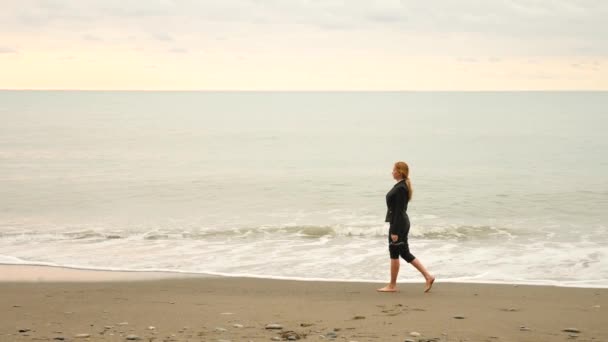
[[424, 276, 435, 293], [377, 285, 398, 292]]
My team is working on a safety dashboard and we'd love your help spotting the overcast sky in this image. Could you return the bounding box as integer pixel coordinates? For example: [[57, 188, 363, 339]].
[[1, 0, 607, 90]]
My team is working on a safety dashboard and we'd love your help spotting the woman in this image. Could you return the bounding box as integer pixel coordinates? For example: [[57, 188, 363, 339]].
[[377, 161, 435, 293]]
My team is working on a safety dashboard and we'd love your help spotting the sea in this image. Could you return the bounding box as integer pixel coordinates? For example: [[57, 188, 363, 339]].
[[1, 91, 606, 287]]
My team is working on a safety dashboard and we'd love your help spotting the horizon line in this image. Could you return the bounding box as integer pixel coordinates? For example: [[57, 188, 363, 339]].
[[1, 89, 607, 92]]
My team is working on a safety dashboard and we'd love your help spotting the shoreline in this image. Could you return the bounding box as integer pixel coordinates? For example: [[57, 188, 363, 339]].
[[1, 267, 605, 342], [0, 264, 210, 282], [1, 263, 606, 289]]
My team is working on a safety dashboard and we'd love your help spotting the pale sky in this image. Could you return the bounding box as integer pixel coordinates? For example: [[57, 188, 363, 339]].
[[1, 0, 607, 90]]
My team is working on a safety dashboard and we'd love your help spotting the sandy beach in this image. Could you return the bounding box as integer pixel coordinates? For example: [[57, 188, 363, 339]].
[[0, 265, 605, 342]]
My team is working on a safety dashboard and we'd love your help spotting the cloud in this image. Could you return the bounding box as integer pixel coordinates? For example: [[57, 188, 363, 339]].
[[456, 57, 479, 63], [168, 47, 188, 54], [2, 1, 606, 50], [1, 0, 607, 90], [153, 33, 174, 42], [82, 34, 102, 42], [0, 47, 18, 54]]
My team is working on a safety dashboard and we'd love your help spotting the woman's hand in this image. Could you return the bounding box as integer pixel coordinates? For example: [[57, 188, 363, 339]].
[[390, 234, 398, 242]]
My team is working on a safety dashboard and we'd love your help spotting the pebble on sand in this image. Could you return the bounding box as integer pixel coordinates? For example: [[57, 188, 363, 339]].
[[410, 331, 421, 337], [562, 328, 581, 333], [325, 331, 338, 339], [233, 324, 244, 328], [281, 331, 302, 340], [74, 333, 91, 338], [126, 334, 141, 340], [265, 323, 283, 330], [453, 316, 466, 319]]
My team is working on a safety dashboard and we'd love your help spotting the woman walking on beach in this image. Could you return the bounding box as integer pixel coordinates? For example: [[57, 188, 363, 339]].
[[378, 161, 435, 293]]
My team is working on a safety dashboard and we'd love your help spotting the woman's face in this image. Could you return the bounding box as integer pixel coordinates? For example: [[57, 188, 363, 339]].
[[392, 166, 401, 181]]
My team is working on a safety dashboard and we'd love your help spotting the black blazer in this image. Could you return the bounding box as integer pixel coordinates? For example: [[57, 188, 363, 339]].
[[385, 179, 410, 237]]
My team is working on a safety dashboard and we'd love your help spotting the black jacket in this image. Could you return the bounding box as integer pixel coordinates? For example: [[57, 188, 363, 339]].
[[385, 179, 410, 237]]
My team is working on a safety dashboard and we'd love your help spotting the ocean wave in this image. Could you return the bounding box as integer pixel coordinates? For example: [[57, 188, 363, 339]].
[[0, 223, 517, 242], [410, 225, 516, 240]]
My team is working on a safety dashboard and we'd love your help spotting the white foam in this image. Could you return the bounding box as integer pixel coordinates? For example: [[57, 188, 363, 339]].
[[1, 220, 606, 289]]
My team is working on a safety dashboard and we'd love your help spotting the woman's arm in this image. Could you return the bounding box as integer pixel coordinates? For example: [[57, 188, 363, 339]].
[[388, 187, 406, 238]]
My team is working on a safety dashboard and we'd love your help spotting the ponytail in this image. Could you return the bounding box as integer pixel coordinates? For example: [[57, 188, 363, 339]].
[[405, 177, 413, 201]]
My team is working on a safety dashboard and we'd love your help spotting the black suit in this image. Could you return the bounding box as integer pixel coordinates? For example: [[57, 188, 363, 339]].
[[385, 179, 415, 262]]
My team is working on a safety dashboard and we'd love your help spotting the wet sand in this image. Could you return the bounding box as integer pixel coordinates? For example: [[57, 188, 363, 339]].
[[0, 265, 605, 341]]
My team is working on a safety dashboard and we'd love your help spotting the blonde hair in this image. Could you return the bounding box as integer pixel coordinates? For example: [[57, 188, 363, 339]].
[[394, 161, 413, 201]]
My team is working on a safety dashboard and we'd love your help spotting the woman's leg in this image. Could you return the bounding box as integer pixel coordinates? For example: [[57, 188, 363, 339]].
[[377, 258, 400, 292], [410, 258, 435, 292]]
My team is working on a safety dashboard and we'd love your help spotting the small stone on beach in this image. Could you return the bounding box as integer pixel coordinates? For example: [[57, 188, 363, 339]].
[[281, 331, 301, 340], [271, 337, 281, 341], [562, 328, 581, 333], [325, 331, 338, 339], [18, 329, 30, 333], [353, 315, 366, 320], [265, 324, 283, 330], [126, 334, 141, 340], [148, 326, 155, 330], [453, 316, 466, 319], [410, 331, 421, 337], [215, 327, 227, 332], [74, 333, 90, 338], [233, 324, 243, 328]]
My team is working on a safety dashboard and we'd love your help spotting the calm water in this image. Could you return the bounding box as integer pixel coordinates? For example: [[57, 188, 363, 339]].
[[1, 91, 607, 287]]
